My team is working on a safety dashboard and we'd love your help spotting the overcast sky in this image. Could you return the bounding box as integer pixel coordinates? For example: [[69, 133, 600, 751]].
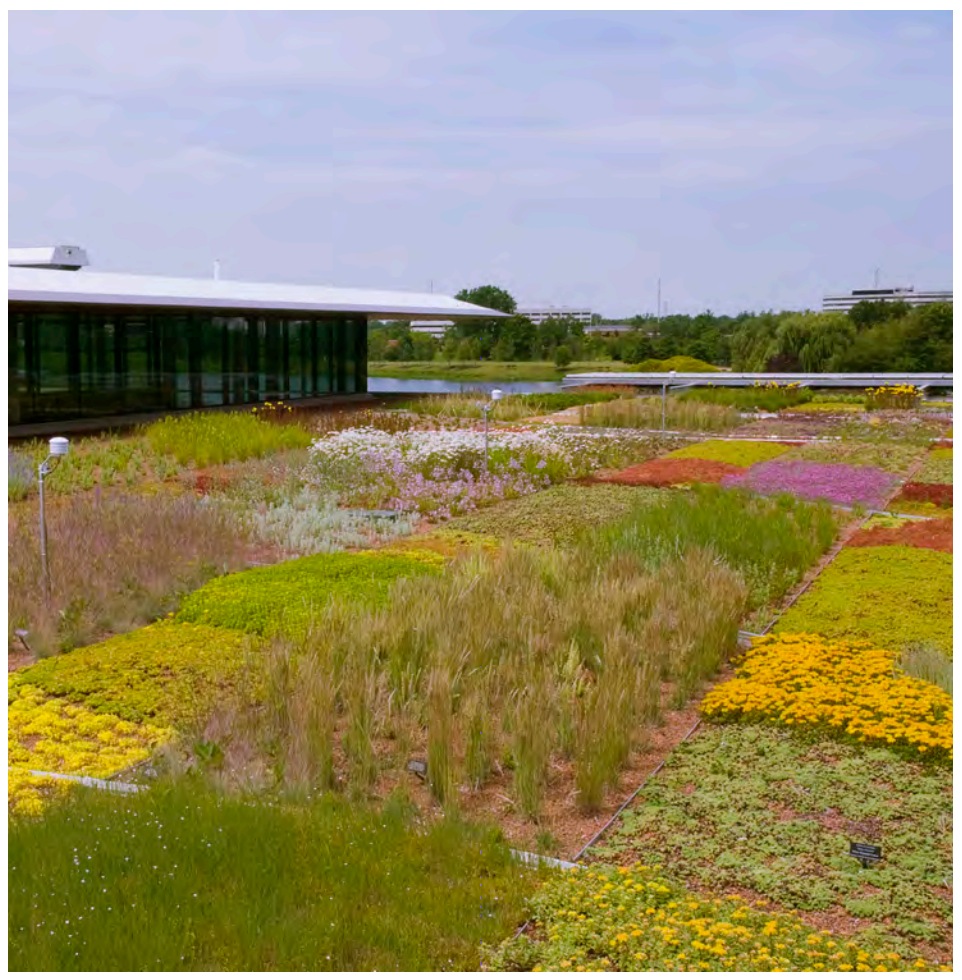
[[8, 11, 952, 317]]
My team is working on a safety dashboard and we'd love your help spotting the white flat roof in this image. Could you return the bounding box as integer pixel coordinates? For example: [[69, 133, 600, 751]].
[[7, 266, 507, 320]]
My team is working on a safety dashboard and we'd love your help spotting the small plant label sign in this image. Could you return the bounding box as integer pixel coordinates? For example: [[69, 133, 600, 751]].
[[406, 759, 427, 779], [849, 842, 882, 868]]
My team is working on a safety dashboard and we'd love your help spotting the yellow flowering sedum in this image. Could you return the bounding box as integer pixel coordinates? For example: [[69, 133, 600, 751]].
[[486, 863, 950, 971], [701, 634, 951, 761]]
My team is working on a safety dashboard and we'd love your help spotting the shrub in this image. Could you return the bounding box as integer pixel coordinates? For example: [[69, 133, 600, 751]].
[[9, 785, 538, 971], [667, 439, 793, 467], [578, 397, 740, 433], [700, 633, 951, 762], [8, 491, 251, 656], [775, 545, 952, 655], [144, 410, 313, 466], [591, 484, 838, 627], [630, 355, 719, 372], [176, 549, 445, 637], [485, 863, 947, 972]]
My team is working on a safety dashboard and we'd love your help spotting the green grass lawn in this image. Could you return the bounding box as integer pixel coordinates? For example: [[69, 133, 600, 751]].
[[775, 545, 953, 655], [9, 784, 539, 971], [368, 360, 630, 381], [592, 724, 952, 958]]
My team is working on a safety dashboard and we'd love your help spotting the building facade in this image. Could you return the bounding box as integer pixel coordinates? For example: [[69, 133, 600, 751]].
[[517, 305, 593, 326], [822, 287, 952, 313], [8, 248, 503, 427]]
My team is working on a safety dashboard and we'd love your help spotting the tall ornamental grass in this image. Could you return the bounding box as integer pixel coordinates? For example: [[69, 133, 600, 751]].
[[9, 784, 537, 972], [247, 541, 746, 817], [8, 492, 250, 656], [680, 385, 813, 412], [578, 396, 740, 432], [591, 484, 838, 628], [145, 410, 313, 466], [405, 391, 627, 421]]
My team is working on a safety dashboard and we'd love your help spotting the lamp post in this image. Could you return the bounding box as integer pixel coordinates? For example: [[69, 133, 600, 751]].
[[480, 388, 503, 470], [38, 436, 69, 604], [661, 370, 677, 432]]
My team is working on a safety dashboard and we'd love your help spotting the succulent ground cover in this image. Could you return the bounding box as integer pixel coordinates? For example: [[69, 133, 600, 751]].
[[590, 725, 952, 961], [700, 634, 951, 762], [848, 517, 952, 553], [775, 545, 952, 656], [444, 483, 664, 546], [783, 439, 927, 475], [913, 448, 953, 485], [722, 458, 900, 508], [894, 482, 953, 509], [487, 863, 948, 972], [9, 785, 539, 971], [595, 456, 744, 487], [665, 438, 793, 467], [8, 623, 254, 815], [176, 549, 445, 637]]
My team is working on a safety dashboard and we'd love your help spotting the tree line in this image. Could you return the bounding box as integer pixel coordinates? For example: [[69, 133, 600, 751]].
[[368, 284, 953, 372]]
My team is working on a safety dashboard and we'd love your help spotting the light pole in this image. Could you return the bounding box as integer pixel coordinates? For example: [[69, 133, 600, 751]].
[[661, 369, 677, 432], [480, 388, 503, 470], [38, 436, 69, 604]]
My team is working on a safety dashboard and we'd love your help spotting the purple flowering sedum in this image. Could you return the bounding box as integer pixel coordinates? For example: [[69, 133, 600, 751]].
[[722, 459, 900, 508]]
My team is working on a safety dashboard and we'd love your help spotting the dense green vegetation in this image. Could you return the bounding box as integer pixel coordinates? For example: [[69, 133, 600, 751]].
[[9, 785, 537, 971], [403, 390, 628, 420]]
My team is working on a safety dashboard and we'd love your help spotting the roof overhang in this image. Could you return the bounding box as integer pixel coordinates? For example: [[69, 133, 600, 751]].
[[7, 267, 509, 320]]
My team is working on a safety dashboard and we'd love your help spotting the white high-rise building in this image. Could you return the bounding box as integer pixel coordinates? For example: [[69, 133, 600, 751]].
[[822, 286, 951, 313], [517, 305, 593, 326]]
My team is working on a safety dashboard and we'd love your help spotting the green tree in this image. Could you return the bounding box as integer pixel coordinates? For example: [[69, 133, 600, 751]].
[[454, 285, 517, 315], [553, 345, 572, 369]]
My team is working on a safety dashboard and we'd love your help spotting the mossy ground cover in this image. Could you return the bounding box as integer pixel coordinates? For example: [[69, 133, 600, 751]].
[[9, 784, 539, 971], [914, 448, 953, 485], [592, 725, 952, 959], [783, 439, 928, 475], [775, 545, 952, 656], [176, 549, 444, 637], [444, 483, 664, 546], [666, 439, 793, 467]]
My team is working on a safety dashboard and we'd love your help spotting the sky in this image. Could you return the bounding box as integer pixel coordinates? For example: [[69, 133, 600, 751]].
[[8, 11, 953, 317]]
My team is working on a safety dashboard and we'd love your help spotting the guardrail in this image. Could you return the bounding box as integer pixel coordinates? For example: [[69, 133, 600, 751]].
[[561, 371, 953, 390]]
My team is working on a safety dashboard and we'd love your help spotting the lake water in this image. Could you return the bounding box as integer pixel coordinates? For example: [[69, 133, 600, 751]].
[[369, 377, 563, 395]]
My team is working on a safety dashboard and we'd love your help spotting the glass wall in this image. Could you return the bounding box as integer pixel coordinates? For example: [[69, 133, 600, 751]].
[[9, 303, 368, 425]]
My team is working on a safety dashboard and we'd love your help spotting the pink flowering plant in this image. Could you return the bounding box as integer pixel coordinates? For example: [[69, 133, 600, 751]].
[[722, 459, 899, 509], [308, 426, 671, 521]]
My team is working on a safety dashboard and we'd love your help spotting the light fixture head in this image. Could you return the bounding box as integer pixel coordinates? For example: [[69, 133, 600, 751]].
[[49, 436, 70, 457], [491, 388, 504, 402]]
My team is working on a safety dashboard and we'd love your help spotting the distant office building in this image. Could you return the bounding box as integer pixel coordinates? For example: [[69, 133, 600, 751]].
[[518, 305, 593, 326], [408, 319, 453, 340], [822, 286, 952, 313]]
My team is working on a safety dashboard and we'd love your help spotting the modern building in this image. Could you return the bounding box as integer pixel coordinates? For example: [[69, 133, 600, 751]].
[[517, 305, 593, 326], [822, 286, 952, 313], [8, 246, 504, 427]]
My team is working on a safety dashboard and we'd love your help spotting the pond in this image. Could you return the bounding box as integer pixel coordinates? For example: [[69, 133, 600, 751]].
[[368, 377, 564, 395]]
